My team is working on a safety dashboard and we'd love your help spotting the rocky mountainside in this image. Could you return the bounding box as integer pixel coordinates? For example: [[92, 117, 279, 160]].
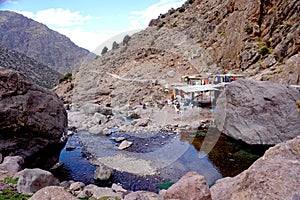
[[0, 45, 62, 88], [0, 10, 92, 74], [56, 0, 299, 106], [149, 0, 299, 83]]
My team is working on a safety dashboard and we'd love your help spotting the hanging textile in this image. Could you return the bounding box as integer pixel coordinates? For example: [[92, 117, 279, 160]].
[[225, 75, 229, 82], [205, 79, 209, 85]]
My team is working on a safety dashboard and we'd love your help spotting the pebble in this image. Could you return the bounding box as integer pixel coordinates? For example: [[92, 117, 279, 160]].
[[50, 161, 64, 170], [67, 131, 74, 136], [118, 140, 133, 150], [111, 137, 126, 142]]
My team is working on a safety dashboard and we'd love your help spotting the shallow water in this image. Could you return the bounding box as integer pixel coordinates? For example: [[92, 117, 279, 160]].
[[55, 129, 268, 192], [53, 135, 96, 184]]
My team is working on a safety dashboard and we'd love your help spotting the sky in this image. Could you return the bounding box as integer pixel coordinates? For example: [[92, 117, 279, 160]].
[[0, 0, 185, 52]]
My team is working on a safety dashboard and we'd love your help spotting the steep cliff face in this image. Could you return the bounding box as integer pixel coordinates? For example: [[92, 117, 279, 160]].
[[0, 11, 92, 74], [0, 46, 62, 88], [56, 0, 299, 106]]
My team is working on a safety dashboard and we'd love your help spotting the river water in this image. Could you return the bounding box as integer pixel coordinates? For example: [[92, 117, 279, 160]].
[[54, 129, 269, 192]]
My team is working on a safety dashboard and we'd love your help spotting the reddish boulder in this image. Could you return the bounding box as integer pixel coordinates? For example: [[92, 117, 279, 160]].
[[163, 171, 211, 200]]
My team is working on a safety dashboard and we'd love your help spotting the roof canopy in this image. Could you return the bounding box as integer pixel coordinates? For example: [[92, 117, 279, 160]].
[[174, 84, 218, 93]]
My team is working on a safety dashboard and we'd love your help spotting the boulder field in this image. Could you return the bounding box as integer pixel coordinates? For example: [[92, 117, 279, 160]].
[[0, 67, 67, 168]]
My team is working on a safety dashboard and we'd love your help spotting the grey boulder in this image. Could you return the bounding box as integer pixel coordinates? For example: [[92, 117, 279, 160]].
[[17, 168, 60, 194], [214, 79, 300, 145]]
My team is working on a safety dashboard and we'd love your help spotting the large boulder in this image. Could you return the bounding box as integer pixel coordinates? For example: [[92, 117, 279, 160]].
[[210, 135, 300, 200], [17, 168, 60, 194], [214, 79, 300, 145], [162, 171, 211, 200], [76, 184, 122, 199], [0, 156, 24, 174], [0, 68, 67, 168], [81, 103, 112, 116], [29, 186, 78, 200], [94, 163, 113, 181], [124, 191, 159, 200], [0, 156, 24, 180]]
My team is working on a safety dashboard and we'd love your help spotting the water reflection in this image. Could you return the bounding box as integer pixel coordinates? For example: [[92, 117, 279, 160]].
[[56, 129, 269, 192], [54, 135, 96, 184], [179, 130, 270, 177]]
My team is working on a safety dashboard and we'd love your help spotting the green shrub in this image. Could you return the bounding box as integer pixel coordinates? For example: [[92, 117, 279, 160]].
[[179, 7, 185, 13], [99, 197, 121, 200], [189, 0, 195, 4], [265, 40, 271, 48], [59, 72, 72, 83], [101, 46, 108, 55], [244, 24, 253, 34], [122, 35, 131, 45], [266, 75, 273, 80], [157, 22, 165, 29], [296, 101, 300, 114], [112, 41, 119, 50], [258, 46, 271, 56]]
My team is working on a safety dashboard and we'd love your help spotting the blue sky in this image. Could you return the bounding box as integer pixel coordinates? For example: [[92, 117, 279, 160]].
[[0, 0, 185, 51]]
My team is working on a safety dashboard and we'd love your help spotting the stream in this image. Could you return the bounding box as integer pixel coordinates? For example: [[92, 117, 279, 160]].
[[53, 129, 269, 192]]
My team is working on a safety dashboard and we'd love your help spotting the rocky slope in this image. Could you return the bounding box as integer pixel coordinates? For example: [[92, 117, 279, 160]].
[[0, 45, 62, 88], [0, 10, 92, 74], [56, 0, 299, 107], [149, 0, 299, 83]]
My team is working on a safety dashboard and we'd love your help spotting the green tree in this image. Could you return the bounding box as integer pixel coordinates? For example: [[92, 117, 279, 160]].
[[101, 46, 108, 55], [112, 41, 119, 50], [59, 72, 72, 83], [122, 35, 131, 45]]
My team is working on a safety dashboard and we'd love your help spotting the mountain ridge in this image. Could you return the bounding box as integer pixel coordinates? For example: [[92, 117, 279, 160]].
[[0, 10, 93, 74], [0, 45, 62, 88]]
